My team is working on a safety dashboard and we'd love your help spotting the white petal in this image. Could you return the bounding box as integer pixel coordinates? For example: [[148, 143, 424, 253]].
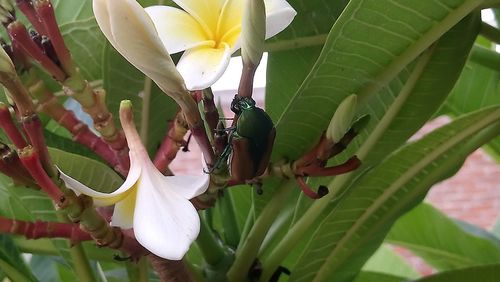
[[111, 188, 137, 229], [172, 0, 225, 37], [133, 168, 200, 260], [264, 0, 297, 39], [104, 0, 188, 96], [162, 174, 210, 199], [92, 0, 114, 46], [217, 0, 243, 41], [145, 5, 212, 54], [58, 167, 139, 206], [176, 43, 232, 90]]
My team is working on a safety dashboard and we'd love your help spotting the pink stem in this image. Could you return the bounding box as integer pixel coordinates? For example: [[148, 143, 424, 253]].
[[15, 0, 47, 35], [22, 114, 54, 176], [0, 216, 92, 242], [300, 156, 361, 177], [0, 104, 27, 148], [18, 147, 64, 204], [7, 21, 66, 81], [34, 0, 73, 75], [295, 176, 328, 199]]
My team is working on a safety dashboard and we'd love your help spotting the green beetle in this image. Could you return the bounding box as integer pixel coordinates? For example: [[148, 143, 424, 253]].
[[216, 96, 275, 183]]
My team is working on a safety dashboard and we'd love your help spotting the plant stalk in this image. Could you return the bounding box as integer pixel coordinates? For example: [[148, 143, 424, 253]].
[[226, 181, 293, 282]]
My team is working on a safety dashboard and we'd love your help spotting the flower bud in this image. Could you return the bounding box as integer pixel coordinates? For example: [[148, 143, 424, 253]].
[[0, 46, 15, 75], [241, 0, 266, 66], [326, 94, 358, 143]]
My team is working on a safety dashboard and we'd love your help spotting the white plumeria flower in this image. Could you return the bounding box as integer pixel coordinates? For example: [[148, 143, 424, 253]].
[[145, 0, 297, 90], [93, 0, 189, 100], [59, 100, 209, 260]]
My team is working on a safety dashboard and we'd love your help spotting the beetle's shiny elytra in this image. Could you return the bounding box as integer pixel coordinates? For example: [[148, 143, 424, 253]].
[[222, 96, 276, 182]]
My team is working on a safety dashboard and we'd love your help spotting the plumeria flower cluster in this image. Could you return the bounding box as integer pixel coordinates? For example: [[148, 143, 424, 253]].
[[60, 101, 209, 260], [69, 0, 296, 260], [93, 0, 296, 91]]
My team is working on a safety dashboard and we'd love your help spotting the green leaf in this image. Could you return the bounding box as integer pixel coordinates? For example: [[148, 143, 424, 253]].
[[265, 46, 322, 122], [0, 235, 36, 282], [361, 244, 420, 279], [52, 0, 93, 24], [271, 0, 483, 161], [102, 44, 178, 155], [49, 147, 123, 193], [290, 106, 500, 282], [440, 46, 500, 161], [287, 9, 479, 242], [386, 203, 500, 271], [60, 18, 106, 81], [258, 10, 479, 281], [414, 264, 500, 282], [263, 0, 348, 54]]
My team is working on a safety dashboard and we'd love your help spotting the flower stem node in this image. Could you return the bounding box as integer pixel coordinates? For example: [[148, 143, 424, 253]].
[[59, 100, 210, 260]]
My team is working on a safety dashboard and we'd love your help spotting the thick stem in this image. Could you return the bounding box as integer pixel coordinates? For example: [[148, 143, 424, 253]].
[[173, 91, 215, 167], [196, 216, 227, 266], [22, 114, 55, 176], [237, 63, 257, 99], [16, 0, 47, 35], [217, 191, 240, 248], [64, 83, 129, 171], [153, 111, 188, 174], [27, 75, 124, 175], [147, 255, 193, 282], [226, 181, 294, 282], [202, 89, 219, 135], [0, 103, 27, 148], [0, 216, 91, 241], [34, 0, 74, 75], [7, 21, 66, 81], [0, 143, 35, 186], [18, 146, 63, 202]]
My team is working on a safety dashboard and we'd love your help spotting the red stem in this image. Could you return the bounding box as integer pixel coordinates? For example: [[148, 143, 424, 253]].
[[202, 90, 219, 135], [15, 0, 47, 35], [0, 144, 35, 185], [0, 216, 92, 242], [0, 104, 27, 148], [7, 21, 66, 81], [300, 156, 361, 177], [295, 176, 328, 199], [18, 147, 64, 203], [22, 114, 54, 176], [153, 112, 189, 174], [40, 95, 125, 175], [34, 0, 73, 75]]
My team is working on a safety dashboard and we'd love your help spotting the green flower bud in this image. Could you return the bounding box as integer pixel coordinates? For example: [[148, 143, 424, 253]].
[[0, 47, 15, 75], [326, 94, 358, 143], [241, 0, 266, 66]]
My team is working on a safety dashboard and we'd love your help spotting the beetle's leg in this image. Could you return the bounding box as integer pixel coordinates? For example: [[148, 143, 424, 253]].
[[207, 143, 232, 173], [230, 136, 255, 182], [255, 127, 276, 177]]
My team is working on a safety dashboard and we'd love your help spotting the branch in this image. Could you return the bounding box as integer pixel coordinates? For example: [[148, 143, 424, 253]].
[[0, 216, 91, 243]]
